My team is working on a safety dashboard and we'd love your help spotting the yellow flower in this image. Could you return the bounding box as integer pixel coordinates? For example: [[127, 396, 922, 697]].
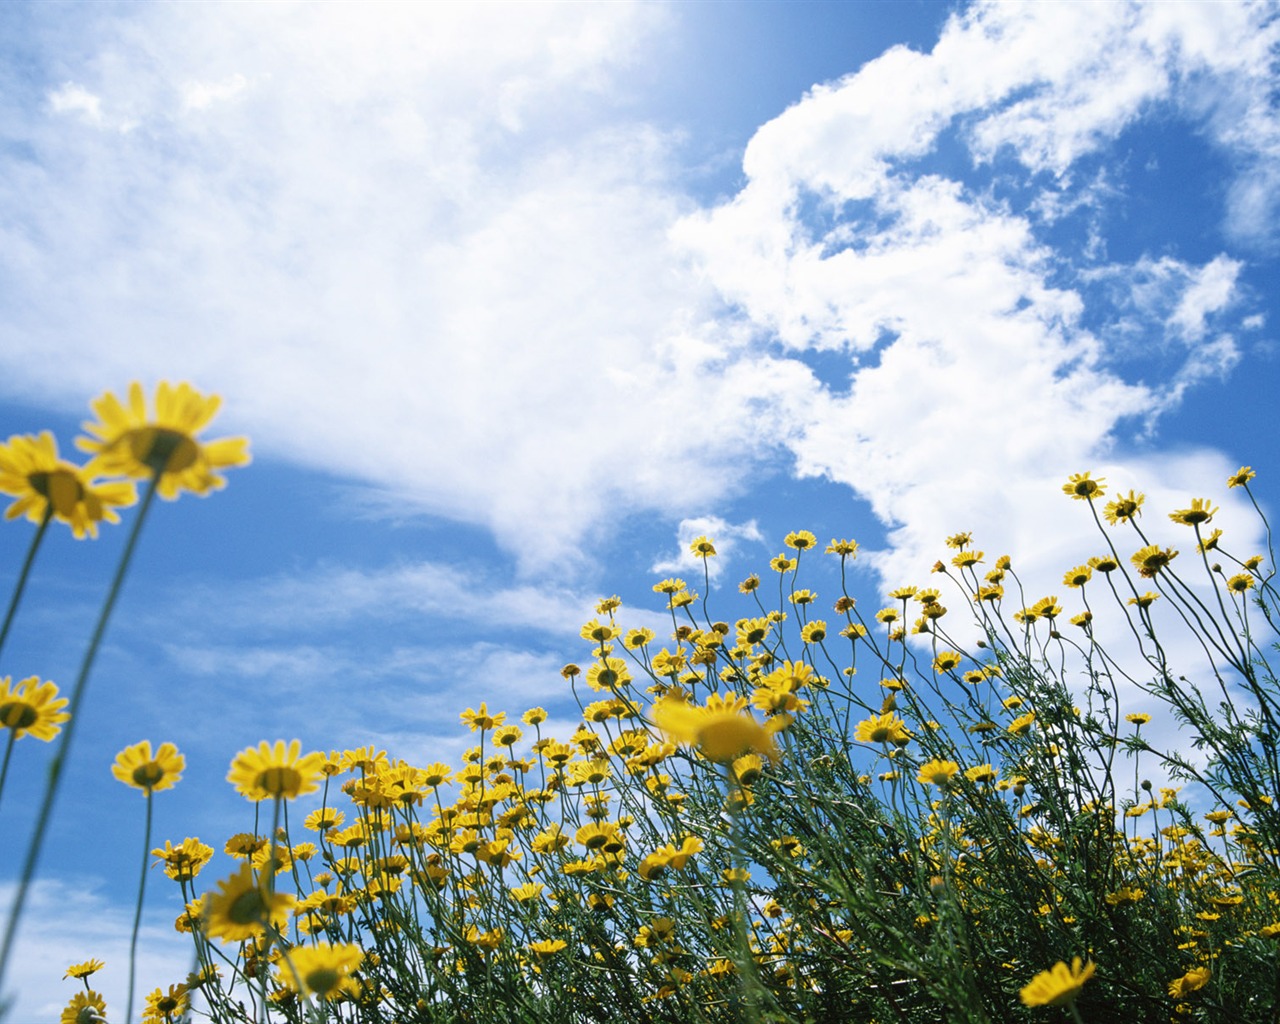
[[1131, 544, 1178, 577], [1063, 472, 1106, 500], [689, 535, 717, 556], [1226, 573, 1255, 594], [112, 740, 184, 794], [784, 530, 817, 550], [202, 862, 294, 943], [143, 983, 190, 1018], [227, 739, 324, 801], [1167, 966, 1210, 998], [63, 958, 105, 979], [932, 651, 963, 674], [275, 941, 363, 999], [652, 693, 780, 764], [1227, 466, 1255, 488], [60, 990, 108, 1024], [0, 675, 70, 741], [152, 838, 215, 882], [1125, 713, 1151, 727], [965, 764, 998, 784], [459, 702, 504, 730], [0, 431, 136, 538], [1063, 565, 1092, 588], [916, 759, 959, 787], [826, 538, 858, 556], [1008, 712, 1036, 736], [77, 381, 250, 499], [529, 938, 569, 958], [855, 712, 910, 746], [1169, 498, 1218, 526], [1102, 489, 1143, 525], [1019, 957, 1095, 1007]]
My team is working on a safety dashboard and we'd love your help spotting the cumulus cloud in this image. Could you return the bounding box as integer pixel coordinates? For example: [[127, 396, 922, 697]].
[[0, 0, 1273, 586], [0, 878, 192, 1021], [651, 515, 764, 580], [674, 0, 1274, 594]]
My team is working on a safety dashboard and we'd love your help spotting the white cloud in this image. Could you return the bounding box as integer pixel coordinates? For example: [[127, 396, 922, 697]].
[[0, 877, 193, 1021], [673, 0, 1272, 602], [0, 0, 1274, 586], [180, 73, 248, 112], [651, 515, 764, 580], [46, 82, 104, 125]]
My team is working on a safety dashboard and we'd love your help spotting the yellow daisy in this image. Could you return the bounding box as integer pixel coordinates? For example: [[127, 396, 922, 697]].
[[652, 692, 780, 764], [0, 431, 136, 538], [60, 990, 107, 1024], [275, 941, 363, 998], [111, 740, 184, 794], [0, 675, 70, 742], [63, 958, 105, 980], [77, 381, 249, 500], [1019, 957, 1095, 1007], [227, 739, 324, 801], [202, 862, 294, 943]]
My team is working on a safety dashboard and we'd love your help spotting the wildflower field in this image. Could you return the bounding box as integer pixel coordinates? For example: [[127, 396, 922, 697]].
[[2, 384, 1279, 1024]]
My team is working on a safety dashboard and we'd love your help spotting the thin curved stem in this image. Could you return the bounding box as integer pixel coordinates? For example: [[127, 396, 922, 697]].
[[0, 473, 161, 998], [0, 731, 15, 812], [0, 508, 52, 662], [126, 790, 155, 1024]]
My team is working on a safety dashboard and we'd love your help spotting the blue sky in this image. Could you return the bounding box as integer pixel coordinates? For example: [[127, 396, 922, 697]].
[[1, 0, 1278, 1014]]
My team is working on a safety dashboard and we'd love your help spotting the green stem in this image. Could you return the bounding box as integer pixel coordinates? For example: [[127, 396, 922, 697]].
[[0, 731, 15, 812], [0, 472, 161, 998], [126, 790, 155, 1024], [0, 508, 52, 662]]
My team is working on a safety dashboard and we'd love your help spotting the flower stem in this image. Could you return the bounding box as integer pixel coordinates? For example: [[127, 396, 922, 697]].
[[126, 790, 155, 1024], [0, 473, 161, 998], [0, 731, 15, 811], [0, 508, 52, 662]]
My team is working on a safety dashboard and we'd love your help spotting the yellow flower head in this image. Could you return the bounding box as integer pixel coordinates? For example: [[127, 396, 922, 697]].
[[1169, 497, 1218, 527], [0, 675, 70, 741], [784, 530, 817, 551], [1102, 489, 1143, 525], [689, 535, 717, 557], [112, 740, 184, 794], [202, 862, 294, 943], [77, 381, 250, 499], [63, 959, 105, 980], [1227, 466, 1255, 488], [1131, 544, 1178, 577], [1167, 965, 1211, 998], [227, 739, 324, 801], [60, 990, 108, 1024], [152, 837, 215, 882], [275, 941, 363, 999], [1063, 472, 1106, 501], [916, 759, 960, 787], [144, 983, 190, 1018], [854, 712, 910, 746], [1019, 957, 1095, 1007], [652, 693, 780, 764], [0, 431, 137, 538]]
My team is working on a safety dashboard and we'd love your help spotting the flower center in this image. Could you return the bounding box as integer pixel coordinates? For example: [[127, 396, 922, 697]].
[[28, 469, 85, 515], [257, 766, 302, 796], [229, 888, 266, 925], [0, 702, 38, 730], [132, 763, 166, 788], [123, 427, 200, 473], [305, 967, 340, 995]]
